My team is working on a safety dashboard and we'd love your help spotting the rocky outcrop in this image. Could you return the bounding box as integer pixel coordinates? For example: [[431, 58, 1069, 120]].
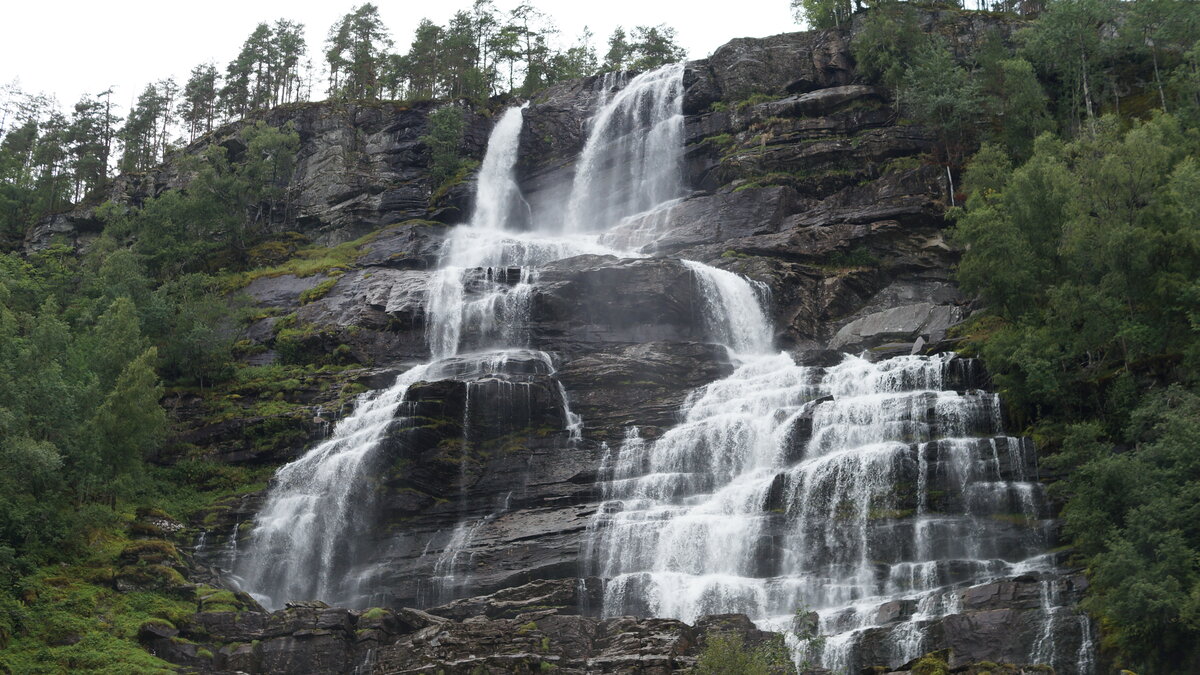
[[138, 578, 793, 674]]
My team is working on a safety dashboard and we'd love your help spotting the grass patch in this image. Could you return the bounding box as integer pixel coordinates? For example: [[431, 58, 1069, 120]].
[[736, 92, 776, 109], [819, 246, 881, 270], [361, 607, 389, 621]]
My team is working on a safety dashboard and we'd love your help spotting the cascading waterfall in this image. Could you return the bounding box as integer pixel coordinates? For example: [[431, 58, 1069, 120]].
[[234, 363, 430, 609], [586, 285, 1092, 671], [230, 59, 1091, 672], [236, 66, 692, 610]]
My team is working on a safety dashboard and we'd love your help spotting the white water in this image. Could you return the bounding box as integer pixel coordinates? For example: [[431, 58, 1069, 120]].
[[237, 67, 698, 610], [565, 63, 684, 234], [587, 334, 1091, 671], [235, 363, 430, 608]]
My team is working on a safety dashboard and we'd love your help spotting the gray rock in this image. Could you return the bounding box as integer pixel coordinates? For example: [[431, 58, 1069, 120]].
[[829, 302, 965, 351], [707, 30, 852, 101], [242, 274, 328, 310], [600, 186, 797, 255]]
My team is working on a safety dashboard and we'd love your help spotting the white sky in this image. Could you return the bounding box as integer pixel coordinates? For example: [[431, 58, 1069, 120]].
[[1, 0, 800, 111]]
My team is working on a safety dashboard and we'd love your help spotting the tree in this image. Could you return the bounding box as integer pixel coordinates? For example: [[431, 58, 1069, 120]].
[[792, 0, 852, 29], [89, 296, 149, 390], [421, 105, 465, 187], [86, 347, 165, 486], [507, 3, 557, 94], [851, 2, 927, 89], [405, 19, 445, 100], [271, 19, 308, 106], [180, 63, 219, 141], [900, 42, 982, 168], [547, 28, 599, 84], [1121, 0, 1200, 114], [119, 83, 169, 173], [604, 27, 631, 71], [326, 3, 393, 100], [66, 93, 115, 201], [628, 25, 687, 71], [978, 55, 1054, 160], [1019, 0, 1119, 131]]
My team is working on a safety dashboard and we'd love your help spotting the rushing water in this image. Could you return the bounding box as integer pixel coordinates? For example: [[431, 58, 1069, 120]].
[[232, 63, 1092, 672], [236, 67, 692, 610], [584, 284, 1091, 672]]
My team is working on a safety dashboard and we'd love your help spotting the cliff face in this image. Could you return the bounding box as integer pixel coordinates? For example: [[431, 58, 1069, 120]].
[[45, 15, 1092, 675]]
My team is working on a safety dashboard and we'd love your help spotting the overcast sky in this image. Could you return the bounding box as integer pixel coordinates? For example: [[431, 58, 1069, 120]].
[[1, 0, 800, 110]]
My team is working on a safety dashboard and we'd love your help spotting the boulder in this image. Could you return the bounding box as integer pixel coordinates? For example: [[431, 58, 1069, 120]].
[[707, 30, 852, 101], [829, 302, 965, 352]]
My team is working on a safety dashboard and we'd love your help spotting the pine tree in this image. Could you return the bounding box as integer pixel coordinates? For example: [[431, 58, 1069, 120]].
[[180, 63, 220, 141], [604, 27, 631, 71], [326, 4, 393, 100]]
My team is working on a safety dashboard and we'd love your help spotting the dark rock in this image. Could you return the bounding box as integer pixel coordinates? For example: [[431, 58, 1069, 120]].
[[532, 255, 708, 346], [708, 30, 852, 101], [600, 186, 797, 255], [242, 274, 328, 310], [754, 85, 888, 118], [829, 302, 965, 352], [24, 207, 103, 251]]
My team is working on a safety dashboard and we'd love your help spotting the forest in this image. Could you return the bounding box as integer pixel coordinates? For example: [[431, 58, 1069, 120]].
[[1, 0, 1199, 673]]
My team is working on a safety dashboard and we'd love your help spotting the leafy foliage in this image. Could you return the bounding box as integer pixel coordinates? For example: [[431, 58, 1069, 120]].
[[694, 632, 793, 675], [421, 106, 468, 189], [850, 2, 925, 90], [953, 113, 1200, 671]]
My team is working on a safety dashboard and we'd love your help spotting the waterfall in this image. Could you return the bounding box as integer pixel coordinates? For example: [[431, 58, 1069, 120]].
[[233, 364, 430, 609], [684, 260, 774, 356], [565, 63, 685, 233], [587, 350, 1090, 672], [231, 60, 1091, 672], [471, 104, 532, 233], [236, 65, 692, 610]]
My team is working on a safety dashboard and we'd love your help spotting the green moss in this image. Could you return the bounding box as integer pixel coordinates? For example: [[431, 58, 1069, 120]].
[[820, 246, 881, 270], [517, 620, 538, 634], [706, 133, 736, 153], [0, 548, 196, 675], [223, 228, 384, 290], [881, 154, 925, 174], [298, 276, 339, 305], [431, 159, 481, 204], [197, 648, 214, 659], [120, 540, 181, 564], [911, 652, 952, 675], [198, 589, 239, 608], [362, 607, 389, 620]]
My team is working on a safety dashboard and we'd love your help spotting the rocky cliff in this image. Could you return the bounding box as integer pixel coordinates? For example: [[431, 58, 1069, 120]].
[[35, 12, 1095, 675]]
